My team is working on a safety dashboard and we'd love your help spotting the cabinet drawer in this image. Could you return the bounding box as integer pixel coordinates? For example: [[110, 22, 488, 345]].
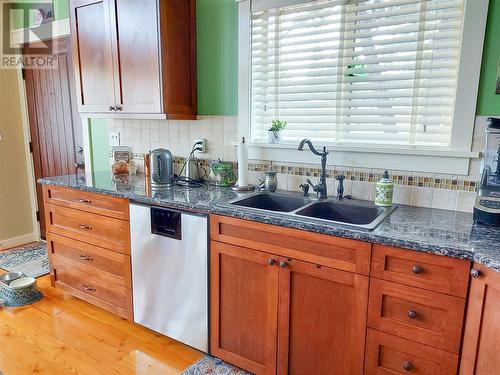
[[47, 233, 131, 288], [371, 245, 470, 297], [365, 329, 458, 375], [211, 215, 371, 275], [368, 279, 465, 353], [43, 185, 129, 220], [45, 204, 130, 254], [51, 256, 132, 319]]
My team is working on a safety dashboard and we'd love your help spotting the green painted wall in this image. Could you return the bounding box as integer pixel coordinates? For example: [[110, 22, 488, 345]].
[[89, 119, 110, 172], [477, 0, 500, 115], [12, 0, 238, 114], [10, 0, 69, 29], [197, 0, 238, 115]]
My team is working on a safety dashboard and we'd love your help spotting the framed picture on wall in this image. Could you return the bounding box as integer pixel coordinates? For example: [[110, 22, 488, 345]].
[[496, 58, 500, 95], [32, 2, 54, 26]]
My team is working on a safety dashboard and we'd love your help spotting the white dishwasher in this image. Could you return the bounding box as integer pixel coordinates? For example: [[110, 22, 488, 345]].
[[130, 203, 208, 352]]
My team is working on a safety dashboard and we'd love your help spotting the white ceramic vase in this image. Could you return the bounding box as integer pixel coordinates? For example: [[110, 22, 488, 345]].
[[268, 130, 282, 144]]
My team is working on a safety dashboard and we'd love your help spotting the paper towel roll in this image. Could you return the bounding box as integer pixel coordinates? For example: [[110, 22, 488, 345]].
[[237, 137, 248, 187]]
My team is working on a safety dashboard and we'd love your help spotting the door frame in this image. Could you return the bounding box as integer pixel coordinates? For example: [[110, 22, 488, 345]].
[[13, 59, 40, 245], [14, 26, 93, 244]]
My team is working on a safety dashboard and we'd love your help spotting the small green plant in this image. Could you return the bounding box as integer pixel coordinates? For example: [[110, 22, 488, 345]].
[[269, 119, 287, 132]]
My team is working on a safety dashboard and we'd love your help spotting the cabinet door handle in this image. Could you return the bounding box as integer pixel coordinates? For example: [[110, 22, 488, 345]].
[[407, 310, 418, 319], [79, 224, 93, 230], [470, 268, 481, 279], [79, 255, 93, 261], [402, 361, 413, 371], [279, 261, 288, 268], [82, 284, 96, 292], [77, 198, 91, 204], [268, 258, 276, 266], [115, 105, 123, 111], [109, 105, 115, 111], [411, 265, 423, 274]]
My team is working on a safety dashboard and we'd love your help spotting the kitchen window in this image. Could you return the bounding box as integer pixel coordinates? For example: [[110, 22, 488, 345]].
[[237, 0, 489, 174]]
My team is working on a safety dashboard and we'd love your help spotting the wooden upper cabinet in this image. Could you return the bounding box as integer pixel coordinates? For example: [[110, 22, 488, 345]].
[[277, 257, 368, 375], [460, 264, 500, 375], [70, 0, 116, 113], [69, 0, 197, 119], [110, 0, 161, 114]]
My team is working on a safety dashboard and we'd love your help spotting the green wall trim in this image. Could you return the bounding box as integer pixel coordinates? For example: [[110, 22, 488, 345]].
[[197, 0, 238, 115], [477, 0, 500, 116]]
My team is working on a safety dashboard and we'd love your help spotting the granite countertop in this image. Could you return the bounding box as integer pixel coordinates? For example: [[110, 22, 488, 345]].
[[39, 172, 500, 272]]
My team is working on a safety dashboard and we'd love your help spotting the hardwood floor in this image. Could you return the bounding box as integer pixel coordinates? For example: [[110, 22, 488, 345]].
[[0, 274, 203, 374]]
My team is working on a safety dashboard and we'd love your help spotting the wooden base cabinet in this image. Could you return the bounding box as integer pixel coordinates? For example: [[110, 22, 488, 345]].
[[365, 329, 459, 375], [210, 238, 369, 375], [210, 242, 279, 375], [460, 264, 500, 375], [43, 185, 133, 320], [277, 257, 368, 375]]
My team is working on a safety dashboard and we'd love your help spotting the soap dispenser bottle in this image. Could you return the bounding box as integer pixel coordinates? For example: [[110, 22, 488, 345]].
[[375, 170, 394, 206]]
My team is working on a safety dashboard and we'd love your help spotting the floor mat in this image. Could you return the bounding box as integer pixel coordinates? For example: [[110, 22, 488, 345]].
[[0, 243, 49, 278], [181, 355, 252, 375]]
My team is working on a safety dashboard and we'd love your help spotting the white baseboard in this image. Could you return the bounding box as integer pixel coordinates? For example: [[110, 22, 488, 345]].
[[0, 233, 39, 250]]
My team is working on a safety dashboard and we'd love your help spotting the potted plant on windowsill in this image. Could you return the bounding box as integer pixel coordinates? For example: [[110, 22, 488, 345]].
[[268, 120, 287, 144]]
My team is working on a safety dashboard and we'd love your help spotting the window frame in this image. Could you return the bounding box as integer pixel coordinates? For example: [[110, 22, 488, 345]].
[[237, 0, 488, 175]]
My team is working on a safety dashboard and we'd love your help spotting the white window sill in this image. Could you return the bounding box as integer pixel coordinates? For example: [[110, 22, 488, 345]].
[[244, 142, 479, 175]]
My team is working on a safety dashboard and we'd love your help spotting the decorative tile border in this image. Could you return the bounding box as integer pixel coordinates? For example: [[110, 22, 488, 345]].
[[247, 161, 478, 192], [115, 153, 478, 192]]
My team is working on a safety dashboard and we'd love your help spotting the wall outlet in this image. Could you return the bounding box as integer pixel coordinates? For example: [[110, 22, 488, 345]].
[[193, 138, 206, 153], [109, 132, 120, 147]]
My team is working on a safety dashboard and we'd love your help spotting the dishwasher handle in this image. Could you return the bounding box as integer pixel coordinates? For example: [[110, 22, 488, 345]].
[[150, 207, 182, 240]]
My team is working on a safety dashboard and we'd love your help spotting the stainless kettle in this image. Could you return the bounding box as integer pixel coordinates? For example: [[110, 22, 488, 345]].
[[148, 149, 174, 187]]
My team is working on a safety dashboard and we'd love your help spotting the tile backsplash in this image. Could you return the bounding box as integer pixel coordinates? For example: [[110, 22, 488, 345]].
[[104, 115, 486, 213]]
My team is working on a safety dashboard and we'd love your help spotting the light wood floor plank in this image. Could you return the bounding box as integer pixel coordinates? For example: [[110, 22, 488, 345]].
[[0, 274, 203, 375]]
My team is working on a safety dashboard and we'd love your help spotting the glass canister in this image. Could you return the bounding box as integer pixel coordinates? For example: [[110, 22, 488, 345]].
[[375, 170, 394, 206]]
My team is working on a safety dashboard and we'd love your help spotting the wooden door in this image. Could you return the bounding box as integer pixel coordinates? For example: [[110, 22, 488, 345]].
[[277, 257, 369, 375], [70, 0, 116, 113], [210, 242, 279, 375], [110, 0, 161, 114], [23, 37, 83, 239], [460, 264, 500, 375]]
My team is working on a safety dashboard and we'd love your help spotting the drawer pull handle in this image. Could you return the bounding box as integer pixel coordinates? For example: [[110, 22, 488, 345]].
[[79, 255, 93, 261], [279, 261, 288, 268], [79, 224, 93, 230], [407, 310, 418, 319], [402, 361, 413, 371], [411, 265, 423, 274], [470, 268, 481, 279], [78, 198, 92, 204], [268, 258, 276, 266], [82, 284, 96, 292]]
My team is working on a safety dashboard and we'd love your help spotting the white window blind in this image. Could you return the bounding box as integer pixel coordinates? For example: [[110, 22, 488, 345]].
[[250, 0, 465, 148]]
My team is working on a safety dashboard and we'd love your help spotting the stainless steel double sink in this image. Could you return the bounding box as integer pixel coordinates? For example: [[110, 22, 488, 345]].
[[227, 192, 396, 230]]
